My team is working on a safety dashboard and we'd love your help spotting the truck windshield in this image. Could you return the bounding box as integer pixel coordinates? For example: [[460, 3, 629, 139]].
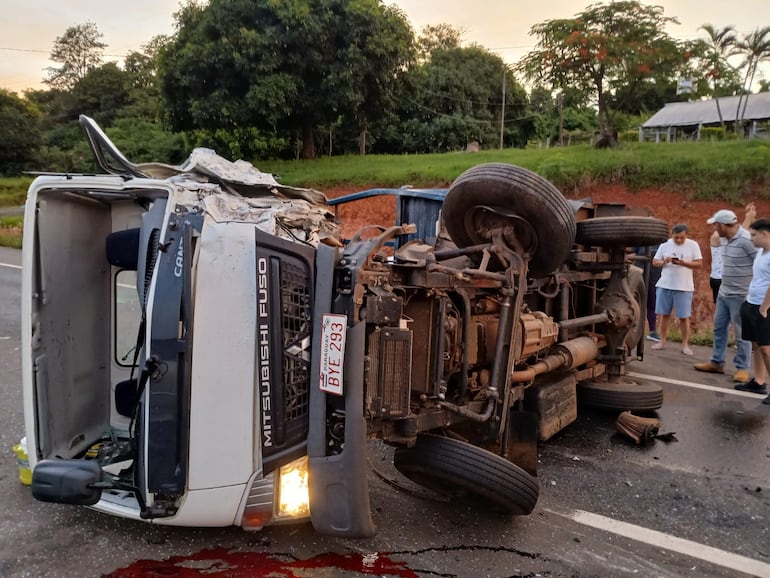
[[115, 270, 141, 366]]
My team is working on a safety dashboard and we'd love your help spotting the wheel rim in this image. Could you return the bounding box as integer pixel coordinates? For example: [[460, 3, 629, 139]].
[[465, 205, 538, 258]]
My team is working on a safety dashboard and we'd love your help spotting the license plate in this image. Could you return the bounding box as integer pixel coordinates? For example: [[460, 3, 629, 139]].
[[319, 314, 347, 396]]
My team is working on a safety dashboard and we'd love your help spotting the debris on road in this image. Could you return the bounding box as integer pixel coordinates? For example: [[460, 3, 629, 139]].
[[616, 411, 661, 445]]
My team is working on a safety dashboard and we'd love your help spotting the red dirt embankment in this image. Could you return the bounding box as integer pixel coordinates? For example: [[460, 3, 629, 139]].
[[324, 184, 770, 332]]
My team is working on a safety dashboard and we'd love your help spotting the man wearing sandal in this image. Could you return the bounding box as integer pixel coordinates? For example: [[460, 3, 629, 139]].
[[651, 224, 703, 355]]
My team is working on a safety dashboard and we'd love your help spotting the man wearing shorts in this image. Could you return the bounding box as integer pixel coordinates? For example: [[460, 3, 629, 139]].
[[651, 224, 703, 355], [736, 218, 770, 403]]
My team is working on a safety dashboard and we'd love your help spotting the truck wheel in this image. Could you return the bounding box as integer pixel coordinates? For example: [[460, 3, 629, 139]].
[[577, 378, 663, 412], [442, 163, 576, 277], [624, 266, 647, 352], [576, 216, 669, 247], [393, 434, 539, 515]]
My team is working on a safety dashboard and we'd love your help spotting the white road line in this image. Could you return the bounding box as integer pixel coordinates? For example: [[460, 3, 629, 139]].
[[550, 508, 770, 577], [629, 371, 766, 399], [0, 263, 136, 292]]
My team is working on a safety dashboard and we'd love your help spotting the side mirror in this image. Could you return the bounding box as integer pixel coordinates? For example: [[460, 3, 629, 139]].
[[106, 228, 140, 270], [31, 460, 103, 506]]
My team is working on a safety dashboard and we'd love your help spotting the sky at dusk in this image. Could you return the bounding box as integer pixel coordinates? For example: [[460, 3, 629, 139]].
[[1, 0, 768, 93]]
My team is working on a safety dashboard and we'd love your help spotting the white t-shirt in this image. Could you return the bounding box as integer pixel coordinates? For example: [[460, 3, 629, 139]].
[[747, 249, 770, 305], [654, 238, 702, 292], [710, 245, 722, 279]]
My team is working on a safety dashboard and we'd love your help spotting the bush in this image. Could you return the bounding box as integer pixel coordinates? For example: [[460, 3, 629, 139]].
[[701, 127, 728, 141], [619, 130, 639, 142]]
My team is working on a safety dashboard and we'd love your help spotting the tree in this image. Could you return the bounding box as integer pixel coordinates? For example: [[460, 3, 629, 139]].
[[735, 26, 770, 128], [122, 36, 170, 123], [395, 45, 529, 153], [518, 1, 683, 146], [329, 4, 414, 155], [528, 85, 597, 144], [0, 89, 42, 175], [158, 0, 414, 159], [699, 24, 739, 126], [68, 62, 131, 126], [416, 24, 463, 62], [45, 22, 107, 90]]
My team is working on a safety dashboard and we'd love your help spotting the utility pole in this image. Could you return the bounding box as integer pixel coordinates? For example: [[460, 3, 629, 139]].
[[499, 67, 506, 150]]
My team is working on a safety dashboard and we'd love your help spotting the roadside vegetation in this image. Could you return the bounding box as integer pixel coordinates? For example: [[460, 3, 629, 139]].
[[258, 139, 770, 201], [2, 1, 769, 174], [1, 137, 768, 250], [2, 139, 768, 210], [0, 215, 23, 249]]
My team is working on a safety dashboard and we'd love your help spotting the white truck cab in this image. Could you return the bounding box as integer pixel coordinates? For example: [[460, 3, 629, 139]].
[[23, 117, 335, 531]]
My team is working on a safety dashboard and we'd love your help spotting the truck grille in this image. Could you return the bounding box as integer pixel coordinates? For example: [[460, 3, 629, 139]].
[[255, 230, 315, 471], [280, 262, 311, 422]]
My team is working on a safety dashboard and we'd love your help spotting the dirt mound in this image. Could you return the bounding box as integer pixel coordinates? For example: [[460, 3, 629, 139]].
[[325, 184, 768, 331]]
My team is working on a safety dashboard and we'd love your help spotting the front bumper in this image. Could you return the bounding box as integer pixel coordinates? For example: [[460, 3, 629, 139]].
[[307, 244, 375, 537]]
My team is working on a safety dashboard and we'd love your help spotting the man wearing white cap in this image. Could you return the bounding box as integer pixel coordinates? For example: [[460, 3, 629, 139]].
[[694, 208, 757, 382]]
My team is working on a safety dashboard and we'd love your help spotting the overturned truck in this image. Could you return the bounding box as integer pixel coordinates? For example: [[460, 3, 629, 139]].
[[23, 116, 669, 537]]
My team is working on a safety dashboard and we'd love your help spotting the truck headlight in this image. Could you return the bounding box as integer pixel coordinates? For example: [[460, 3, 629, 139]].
[[277, 456, 309, 518], [240, 456, 311, 530]]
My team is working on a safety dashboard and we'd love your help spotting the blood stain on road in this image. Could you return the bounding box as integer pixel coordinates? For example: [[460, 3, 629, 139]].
[[103, 547, 420, 577]]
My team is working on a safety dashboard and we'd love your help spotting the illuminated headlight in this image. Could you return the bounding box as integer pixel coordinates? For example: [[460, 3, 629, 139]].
[[240, 456, 311, 531], [277, 456, 309, 518]]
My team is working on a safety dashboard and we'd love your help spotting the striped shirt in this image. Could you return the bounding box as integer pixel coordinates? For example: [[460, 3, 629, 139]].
[[719, 227, 757, 297]]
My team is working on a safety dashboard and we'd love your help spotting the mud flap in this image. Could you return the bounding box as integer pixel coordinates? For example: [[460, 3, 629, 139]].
[[307, 245, 375, 538], [504, 411, 539, 477]]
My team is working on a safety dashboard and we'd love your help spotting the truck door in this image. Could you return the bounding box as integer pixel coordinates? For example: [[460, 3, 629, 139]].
[[135, 205, 202, 516]]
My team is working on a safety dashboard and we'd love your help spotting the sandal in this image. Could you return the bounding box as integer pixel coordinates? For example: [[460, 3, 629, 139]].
[[651, 342, 665, 350], [682, 347, 693, 356]]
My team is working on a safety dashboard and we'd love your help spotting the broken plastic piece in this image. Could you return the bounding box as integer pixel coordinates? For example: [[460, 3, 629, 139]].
[[616, 411, 661, 445]]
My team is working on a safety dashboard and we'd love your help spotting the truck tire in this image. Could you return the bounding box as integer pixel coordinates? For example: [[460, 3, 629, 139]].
[[624, 266, 647, 352], [576, 216, 669, 247], [393, 434, 539, 515], [577, 379, 663, 412], [442, 163, 576, 277]]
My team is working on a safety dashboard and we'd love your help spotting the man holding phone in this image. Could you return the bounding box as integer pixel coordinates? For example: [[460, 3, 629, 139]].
[[651, 224, 703, 355]]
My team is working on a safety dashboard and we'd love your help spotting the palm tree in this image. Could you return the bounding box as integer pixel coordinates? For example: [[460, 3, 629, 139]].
[[699, 24, 738, 127], [734, 26, 770, 132]]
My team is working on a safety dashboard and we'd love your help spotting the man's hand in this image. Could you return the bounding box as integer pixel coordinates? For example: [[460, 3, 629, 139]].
[[744, 202, 757, 227]]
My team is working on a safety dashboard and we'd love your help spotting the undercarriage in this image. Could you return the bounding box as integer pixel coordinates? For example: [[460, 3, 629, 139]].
[[321, 163, 669, 518]]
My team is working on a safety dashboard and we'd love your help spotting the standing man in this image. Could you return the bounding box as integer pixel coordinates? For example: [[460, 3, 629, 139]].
[[635, 244, 662, 341], [708, 227, 723, 304], [650, 224, 703, 355], [694, 209, 757, 383], [736, 218, 770, 403]]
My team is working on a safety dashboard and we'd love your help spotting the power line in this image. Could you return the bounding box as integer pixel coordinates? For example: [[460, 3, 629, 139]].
[[405, 96, 536, 125], [417, 86, 509, 106], [0, 46, 129, 58]]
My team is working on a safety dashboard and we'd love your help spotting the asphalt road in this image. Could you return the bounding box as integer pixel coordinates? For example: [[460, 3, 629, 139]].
[[0, 245, 768, 578]]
